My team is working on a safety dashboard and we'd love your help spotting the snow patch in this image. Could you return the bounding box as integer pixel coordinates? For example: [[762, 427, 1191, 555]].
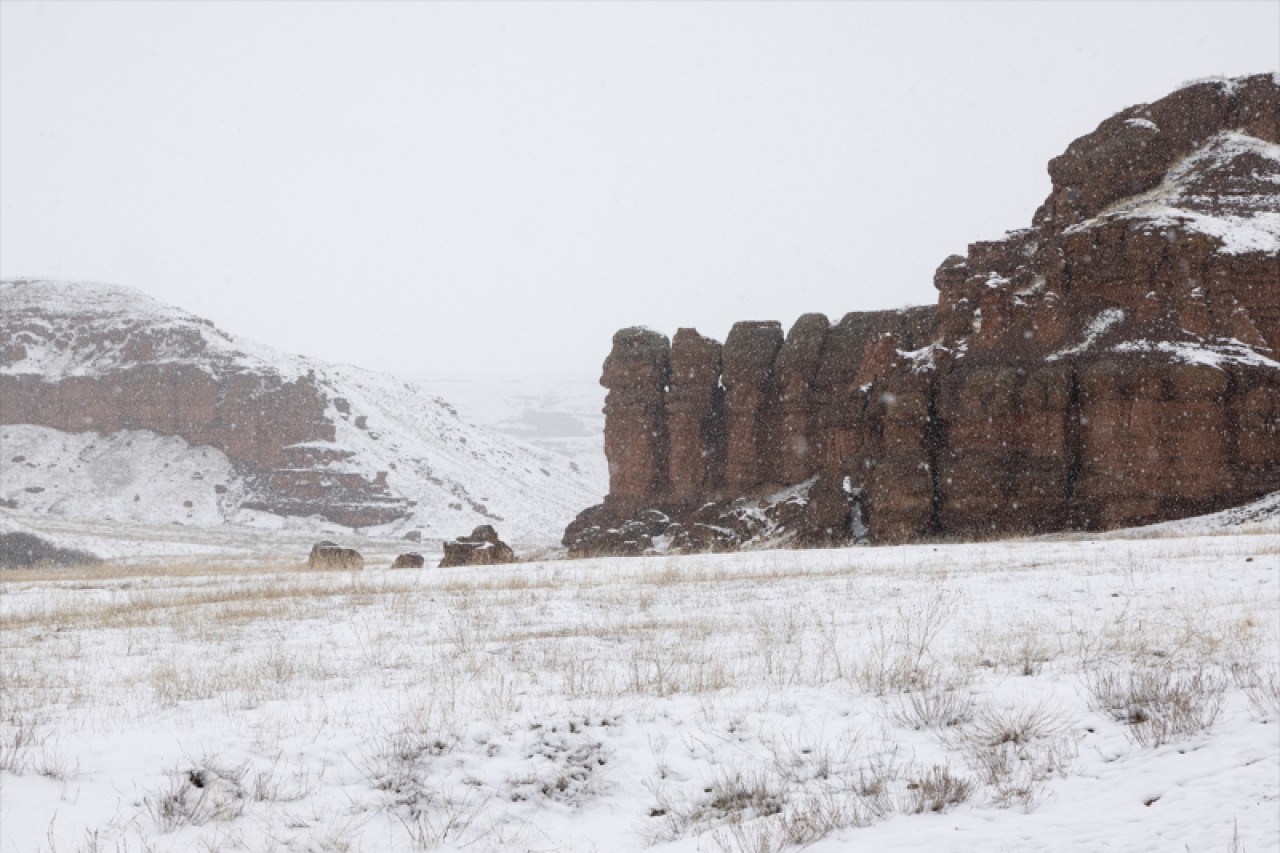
[[1047, 308, 1126, 361], [1063, 132, 1280, 255], [1112, 338, 1280, 370]]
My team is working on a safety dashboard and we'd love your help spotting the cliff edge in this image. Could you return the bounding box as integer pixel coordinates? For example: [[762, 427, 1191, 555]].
[[566, 73, 1280, 554]]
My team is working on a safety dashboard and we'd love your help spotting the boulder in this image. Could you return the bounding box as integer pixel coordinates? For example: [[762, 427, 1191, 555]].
[[439, 525, 516, 567], [307, 541, 363, 570], [391, 552, 425, 569]]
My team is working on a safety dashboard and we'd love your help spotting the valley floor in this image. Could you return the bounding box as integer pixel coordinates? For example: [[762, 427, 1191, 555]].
[[1, 526, 1277, 852]]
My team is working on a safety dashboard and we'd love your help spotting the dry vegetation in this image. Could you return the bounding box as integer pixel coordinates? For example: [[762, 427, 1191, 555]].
[[1, 534, 1277, 852]]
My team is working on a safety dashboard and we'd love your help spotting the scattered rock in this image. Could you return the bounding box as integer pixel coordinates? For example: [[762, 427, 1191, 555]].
[[391, 552, 425, 569], [307, 541, 363, 570], [439, 525, 516, 568]]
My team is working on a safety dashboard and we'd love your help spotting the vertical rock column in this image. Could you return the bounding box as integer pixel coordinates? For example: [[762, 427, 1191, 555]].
[[721, 322, 784, 493], [666, 328, 725, 502], [935, 366, 1073, 538], [773, 314, 830, 483], [601, 328, 671, 506], [865, 362, 937, 542], [1075, 359, 1167, 528]]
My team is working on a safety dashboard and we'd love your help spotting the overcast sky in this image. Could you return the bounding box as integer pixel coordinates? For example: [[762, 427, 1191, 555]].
[[3, 2, 1277, 382]]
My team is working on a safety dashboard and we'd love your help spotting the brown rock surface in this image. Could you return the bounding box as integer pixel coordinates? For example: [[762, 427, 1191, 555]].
[[666, 328, 725, 502], [0, 281, 408, 527], [566, 73, 1280, 553], [391, 552, 425, 569], [721, 321, 784, 492], [439, 525, 516, 567], [601, 328, 670, 507], [308, 541, 364, 571]]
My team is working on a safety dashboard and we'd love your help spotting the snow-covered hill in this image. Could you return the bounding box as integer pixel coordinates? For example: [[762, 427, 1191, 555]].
[[0, 279, 604, 545]]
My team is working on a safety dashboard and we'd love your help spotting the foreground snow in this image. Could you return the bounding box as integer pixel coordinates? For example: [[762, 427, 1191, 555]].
[[1, 529, 1277, 852]]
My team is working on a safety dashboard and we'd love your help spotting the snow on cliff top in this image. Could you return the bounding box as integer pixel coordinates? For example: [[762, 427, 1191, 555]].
[[1, 278, 321, 381], [1066, 131, 1280, 254]]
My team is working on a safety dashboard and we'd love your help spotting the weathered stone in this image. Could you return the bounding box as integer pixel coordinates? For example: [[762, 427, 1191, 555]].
[[308, 542, 363, 570], [391, 552, 425, 569], [565, 73, 1280, 554], [601, 328, 670, 507], [666, 329, 724, 502], [439, 526, 516, 567], [0, 284, 410, 528], [721, 321, 784, 492]]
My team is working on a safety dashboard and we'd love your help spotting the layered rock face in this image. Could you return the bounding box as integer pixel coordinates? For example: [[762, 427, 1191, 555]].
[[1, 283, 406, 527], [1, 281, 601, 539], [567, 74, 1280, 552]]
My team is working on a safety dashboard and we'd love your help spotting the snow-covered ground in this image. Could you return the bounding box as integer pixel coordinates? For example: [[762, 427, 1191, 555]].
[[412, 373, 608, 495], [1, 519, 1277, 852]]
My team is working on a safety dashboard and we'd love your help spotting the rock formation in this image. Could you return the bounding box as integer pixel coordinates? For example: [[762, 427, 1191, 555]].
[[566, 73, 1280, 553], [440, 525, 517, 567], [0, 280, 601, 540], [308, 541, 364, 570], [391, 552, 425, 569]]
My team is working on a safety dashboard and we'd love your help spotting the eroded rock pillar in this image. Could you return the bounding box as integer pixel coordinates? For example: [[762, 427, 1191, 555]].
[[666, 328, 724, 502], [774, 314, 830, 483], [601, 327, 671, 505], [721, 321, 784, 493]]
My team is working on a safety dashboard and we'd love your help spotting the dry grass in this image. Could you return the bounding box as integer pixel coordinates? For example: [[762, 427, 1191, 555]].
[[2, 533, 1275, 851], [1088, 666, 1228, 748]]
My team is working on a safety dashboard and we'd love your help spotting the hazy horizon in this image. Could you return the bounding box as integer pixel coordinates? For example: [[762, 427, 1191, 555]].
[[3, 1, 1277, 382]]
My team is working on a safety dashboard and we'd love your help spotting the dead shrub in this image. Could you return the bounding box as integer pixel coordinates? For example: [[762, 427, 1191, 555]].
[[144, 760, 249, 832], [1231, 662, 1280, 720], [953, 701, 1076, 809], [890, 686, 975, 731], [899, 764, 975, 814], [1088, 666, 1226, 748]]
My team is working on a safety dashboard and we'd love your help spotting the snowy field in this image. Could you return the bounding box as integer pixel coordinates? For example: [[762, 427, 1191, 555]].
[[1, 523, 1277, 852]]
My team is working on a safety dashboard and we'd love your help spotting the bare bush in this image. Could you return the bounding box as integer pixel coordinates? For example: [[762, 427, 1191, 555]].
[[854, 590, 959, 696], [1231, 662, 1280, 720], [648, 768, 785, 843], [144, 760, 249, 832], [1088, 667, 1226, 748], [0, 710, 47, 775], [899, 764, 975, 814], [953, 701, 1077, 809], [890, 686, 976, 731], [392, 785, 494, 851]]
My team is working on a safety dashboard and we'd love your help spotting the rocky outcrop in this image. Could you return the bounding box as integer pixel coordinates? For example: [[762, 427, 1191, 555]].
[[439, 525, 516, 567], [0, 280, 602, 541], [391, 552, 425, 569], [567, 74, 1280, 553], [308, 541, 364, 570]]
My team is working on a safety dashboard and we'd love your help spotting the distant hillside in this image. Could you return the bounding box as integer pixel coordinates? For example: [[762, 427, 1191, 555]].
[[0, 280, 603, 544], [412, 373, 607, 492]]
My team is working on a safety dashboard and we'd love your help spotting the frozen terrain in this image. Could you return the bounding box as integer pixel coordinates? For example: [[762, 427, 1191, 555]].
[[1, 504, 1277, 852], [411, 373, 608, 497], [1, 280, 605, 546]]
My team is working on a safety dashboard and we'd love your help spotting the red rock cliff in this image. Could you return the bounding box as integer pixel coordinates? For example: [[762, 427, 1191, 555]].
[[568, 73, 1280, 551]]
